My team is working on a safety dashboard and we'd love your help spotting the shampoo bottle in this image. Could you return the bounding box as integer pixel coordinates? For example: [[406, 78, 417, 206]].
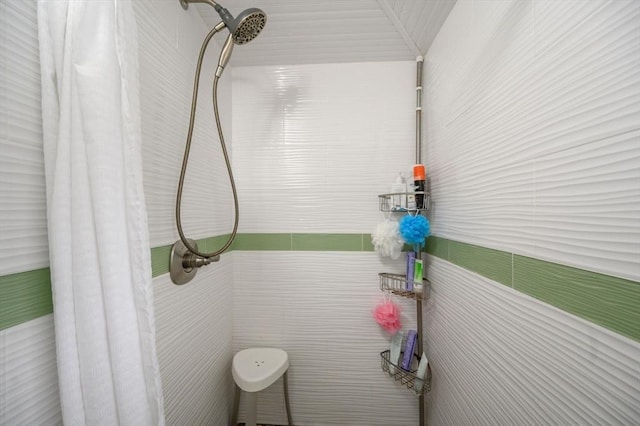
[[390, 173, 406, 211]]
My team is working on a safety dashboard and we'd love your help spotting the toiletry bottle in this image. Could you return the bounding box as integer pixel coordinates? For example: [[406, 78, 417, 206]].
[[406, 252, 416, 291], [390, 173, 406, 211], [406, 182, 416, 211], [413, 259, 424, 295], [413, 164, 426, 210]]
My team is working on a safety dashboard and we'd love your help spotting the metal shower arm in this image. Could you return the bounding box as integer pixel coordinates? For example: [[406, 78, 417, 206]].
[[179, 0, 237, 35], [179, 0, 219, 10]]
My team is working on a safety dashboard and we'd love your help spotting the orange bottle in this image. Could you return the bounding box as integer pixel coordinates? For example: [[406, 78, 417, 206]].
[[413, 164, 426, 209]]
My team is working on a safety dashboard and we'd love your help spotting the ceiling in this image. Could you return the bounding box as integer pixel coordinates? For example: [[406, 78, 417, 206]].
[[193, 0, 458, 67]]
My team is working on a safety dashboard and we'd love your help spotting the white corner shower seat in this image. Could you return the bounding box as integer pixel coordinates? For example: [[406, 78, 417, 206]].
[[231, 348, 293, 426]]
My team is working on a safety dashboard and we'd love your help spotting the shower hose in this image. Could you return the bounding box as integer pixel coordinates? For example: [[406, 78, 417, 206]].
[[175, 25, 239, 259]]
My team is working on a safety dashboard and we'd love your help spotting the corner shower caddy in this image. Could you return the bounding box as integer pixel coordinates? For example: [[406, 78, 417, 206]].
[[377, 192, 432, 424], [377, 55, 429, 425]]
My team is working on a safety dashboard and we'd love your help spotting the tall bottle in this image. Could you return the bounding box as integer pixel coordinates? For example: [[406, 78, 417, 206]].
[[413, 164, 426, 210], [391, 173, 406, 211]]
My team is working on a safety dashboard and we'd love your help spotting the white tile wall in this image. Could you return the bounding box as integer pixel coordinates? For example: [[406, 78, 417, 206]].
[[0, 2, 59, 424], [232, 61, 418, 233], [231, 61, 425, 424], [153, 259, 233, 426], [136, 0, 235, 248], [1, 1, 236, 424], [425, 0, 640, 281], [0, 315, 61, 425], [0, 0, 48, 276], [136, 1, 236, 424], [233, 251, 422, 425], [423, 0, 640, 424], [424, 256, 640, 425]]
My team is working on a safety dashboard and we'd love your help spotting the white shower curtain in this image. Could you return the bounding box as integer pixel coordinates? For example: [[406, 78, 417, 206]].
[[37, 1, 164, 424]]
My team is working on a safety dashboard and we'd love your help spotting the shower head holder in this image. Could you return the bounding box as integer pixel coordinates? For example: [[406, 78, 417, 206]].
[[170, 239, 220, 285]]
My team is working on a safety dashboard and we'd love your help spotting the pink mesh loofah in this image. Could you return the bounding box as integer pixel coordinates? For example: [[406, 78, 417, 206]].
[[373, 300, 402, 334]]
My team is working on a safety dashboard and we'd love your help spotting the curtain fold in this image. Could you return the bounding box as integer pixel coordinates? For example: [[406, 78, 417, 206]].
[[37, 1, 164, 424]]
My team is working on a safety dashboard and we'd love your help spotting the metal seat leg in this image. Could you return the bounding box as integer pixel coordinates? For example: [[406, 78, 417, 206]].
[[231, 384, 240, 426], [283, 371, 293, 426]]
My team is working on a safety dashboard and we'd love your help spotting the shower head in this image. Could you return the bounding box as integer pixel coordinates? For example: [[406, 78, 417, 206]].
[[216, 6, 267, 45], [179, 1, 267, 45], [213, 4, 266, 76], [179, 1, 266, 76]]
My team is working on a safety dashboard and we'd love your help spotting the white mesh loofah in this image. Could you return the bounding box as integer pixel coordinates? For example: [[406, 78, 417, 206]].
[[371, 220, 404, 259]]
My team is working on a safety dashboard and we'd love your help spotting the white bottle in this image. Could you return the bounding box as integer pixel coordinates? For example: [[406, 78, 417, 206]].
[[406, 182, 416, 210], [390, 173, 406, 211]]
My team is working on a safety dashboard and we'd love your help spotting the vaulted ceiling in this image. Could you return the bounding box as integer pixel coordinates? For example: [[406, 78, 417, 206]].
[[192, 0, 457, 66]]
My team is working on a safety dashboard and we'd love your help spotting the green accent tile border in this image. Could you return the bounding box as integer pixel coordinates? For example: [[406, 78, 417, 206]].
[[425, 237, 639, 342], [151, 244, 172, 278], [203, 234, 234, 253], [2, 233, 639, 343], [514, 255, 640, 342], [363, 234, 376, 252], [425, 236, 449, 260], [292, 233, 364, 251], [448, 241, 513, 287], [231, 233, 292, 251], [0, 268, 53, 330]]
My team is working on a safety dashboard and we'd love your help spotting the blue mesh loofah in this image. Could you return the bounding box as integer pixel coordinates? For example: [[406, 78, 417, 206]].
[[399, 215, 430, 246]]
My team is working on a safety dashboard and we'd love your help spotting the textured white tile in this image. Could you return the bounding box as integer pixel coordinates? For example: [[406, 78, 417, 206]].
[[137, 2, 234, 248], [137, 5, 236, 425], [425, 0, 640, 280], [232, 61, 417, 233], [233, 251, 422, 425], [132, 0, 178, 49], [423, 1, 640, 424], [533, 132, 640, 279], [0, 0, 49, 275], [424, 256, 640, 425], [153, 257, 234, 426], [2, 2, 237, 424], [0, 315, 62, 425]]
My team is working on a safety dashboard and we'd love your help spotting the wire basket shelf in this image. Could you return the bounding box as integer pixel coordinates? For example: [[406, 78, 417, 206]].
[[378, 192, 430, 213], [379, 272, 430, 300], [380, 350, 431, 396]]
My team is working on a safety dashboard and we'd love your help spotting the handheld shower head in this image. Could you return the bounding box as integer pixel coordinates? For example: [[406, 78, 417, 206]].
[[212, 4, 266, 75], [221, 7, 267, 45], [180, 1, 266, 45], [179, 1, 267, 76]]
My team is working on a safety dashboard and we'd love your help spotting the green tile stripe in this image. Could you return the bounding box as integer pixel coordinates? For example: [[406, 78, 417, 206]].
[[2, 234, 639, 343], [231, 233, 373, 251], [151, 233, 373, 278], [231, 233, 291, 251], [292, 233, 365, 251], [426, 236, 640, 342], [448, 241, 512, 286], [150, 245, 172, 278], [514, 255, 640, 342], [0, 233, 373, 329], [425, 236, 449, 259], [0, 268, 53, 330]]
